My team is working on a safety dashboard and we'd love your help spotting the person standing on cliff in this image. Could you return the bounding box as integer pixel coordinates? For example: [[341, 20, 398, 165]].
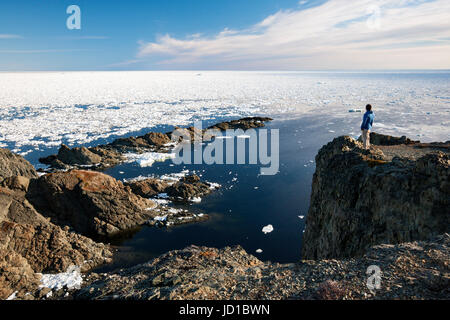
[[361, 104, 374, 150]]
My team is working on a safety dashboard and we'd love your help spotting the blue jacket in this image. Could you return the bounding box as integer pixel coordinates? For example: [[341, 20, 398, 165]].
[[361, 111, 374, 130]]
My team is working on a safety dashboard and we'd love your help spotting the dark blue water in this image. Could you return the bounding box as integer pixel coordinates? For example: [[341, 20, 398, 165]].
[[92, 116, 345, 271]]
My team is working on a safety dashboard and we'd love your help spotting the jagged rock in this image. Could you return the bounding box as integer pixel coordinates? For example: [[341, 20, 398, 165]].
[[302, 135, 449, 259], [125, 178, 169, 198], [168, 126, 204, 142], [0, 148, 37, 180], [1, 176, 30, 192], [0, 220, 111, 273], [0, 248, 41, 300], [0, 179, 112, 300], [357, 132, 419, 146], [39, 117, 272, 170], [27, 170, 157, 237], [88, 146, 124, 168], [110, 136, 151, 151], [142, 132, 171, 147], [57, 144, 102, 166], [75, 235, 450, 300], [207, 117, 273, 131], [166, 175, 216, 201]]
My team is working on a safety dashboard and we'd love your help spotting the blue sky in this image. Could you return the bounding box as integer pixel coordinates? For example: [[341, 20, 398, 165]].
[[1, 0, 449, 71]]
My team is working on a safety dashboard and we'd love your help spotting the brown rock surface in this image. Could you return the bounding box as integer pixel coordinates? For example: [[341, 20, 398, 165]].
[[0, 148, 38, 180], [27, 170, 157, 237], [166, 175, 216, 201], [125, 178, 169, 198], [0, 173, 112, 300], [302, 135, 449, 259], [75, 234, 450, 300]]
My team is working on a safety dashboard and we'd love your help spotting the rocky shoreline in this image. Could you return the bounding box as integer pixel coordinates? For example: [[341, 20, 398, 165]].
[[1, 119, 449, 300], [38, 117, 273, 171]]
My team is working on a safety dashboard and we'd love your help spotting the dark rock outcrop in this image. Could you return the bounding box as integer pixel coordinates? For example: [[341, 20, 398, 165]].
[[0, 163, 113, 299], [302, 135, 449, 259], [27, 170, 157, 237], [125, 178, 169, 198], [57, 144, 102, 166], [0, 148, 38, 180], [39, 117, 272, 170], [125, 175, 219, 202], [76, 234, 450, 300], [166, 175, 218, 201], [358, 132, 419, 146], [207, 117, 273, 131]]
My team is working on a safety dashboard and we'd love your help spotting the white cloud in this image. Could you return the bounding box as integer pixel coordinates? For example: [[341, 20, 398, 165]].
[[136, 0, 450, 69]]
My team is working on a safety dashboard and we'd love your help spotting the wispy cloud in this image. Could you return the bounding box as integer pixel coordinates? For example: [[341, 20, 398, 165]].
[[0, 34, 22, 39], [136, 0, 450, 69]]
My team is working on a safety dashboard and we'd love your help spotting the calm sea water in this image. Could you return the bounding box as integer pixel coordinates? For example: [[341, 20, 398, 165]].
[[94, 116, 345, 272]]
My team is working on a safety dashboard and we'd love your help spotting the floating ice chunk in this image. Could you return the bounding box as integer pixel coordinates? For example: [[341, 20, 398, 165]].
[[39, 266, 82, 291], [125, 152, 175, 167], [208, 182, 221, 190], [154, 215, 168, 222], [190, 197, 202, 203], [256, 249, 263, 254], [262, 224, 274, 234], [298, 215, 305, 219], [152, 199, 170, 205]]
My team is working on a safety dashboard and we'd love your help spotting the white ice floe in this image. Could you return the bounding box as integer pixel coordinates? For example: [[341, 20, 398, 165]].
[[151, 199, 170, 205], [262, 224, 274, 234], [1, 71, 449, 154], [125, 152, 176, 167], [208, 182, 221, 190], [6, 291, 18, 300], [154, 215, 168, 222], [39, 266, 83, 291], [190, 197, 202, 203], [298, 215, 305, 219], [157, 193, 169, 199], [256, 249, 263, 254]]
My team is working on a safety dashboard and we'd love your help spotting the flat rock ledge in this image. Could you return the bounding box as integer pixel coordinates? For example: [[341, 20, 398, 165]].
[[75, 234, 449, 300]]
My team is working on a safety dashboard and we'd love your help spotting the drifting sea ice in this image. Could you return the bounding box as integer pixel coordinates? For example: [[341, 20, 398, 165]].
[[0, 71, 449, 155], [262, 224, 274, 234], [125, 152, 176, 167]]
